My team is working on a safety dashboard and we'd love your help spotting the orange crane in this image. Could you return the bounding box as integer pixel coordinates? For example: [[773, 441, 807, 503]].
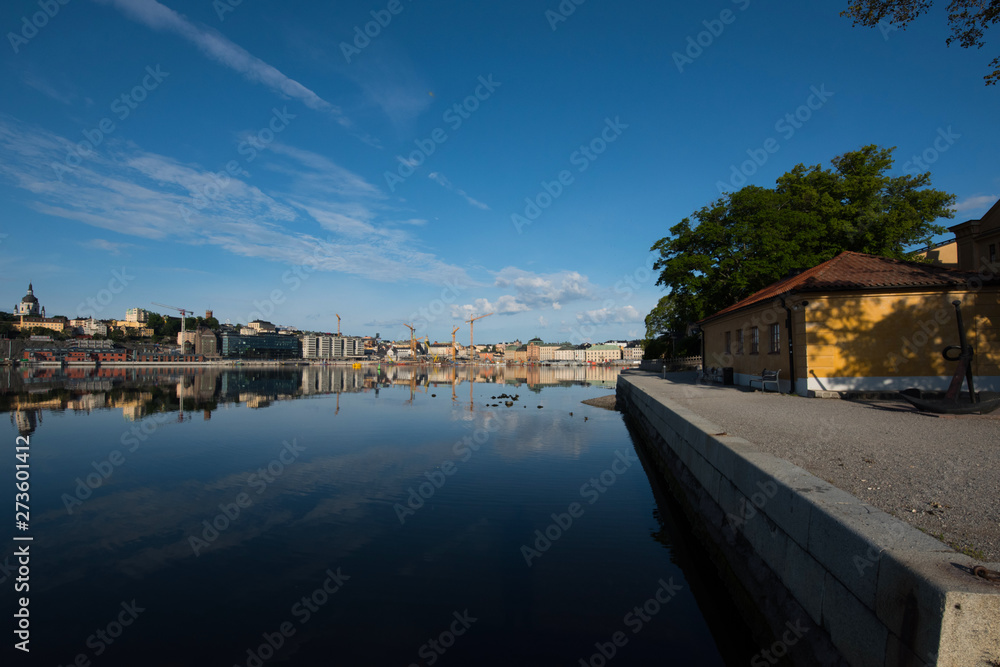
[[465, 313, 493, 361], [403, 323, 416, 358], [152, 302, 194, 341], [451, 326, 461, 363], [335, 313, 341, 336]]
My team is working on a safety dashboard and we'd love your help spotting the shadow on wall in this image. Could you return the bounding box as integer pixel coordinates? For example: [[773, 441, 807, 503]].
[[803, 291, 998, 386]]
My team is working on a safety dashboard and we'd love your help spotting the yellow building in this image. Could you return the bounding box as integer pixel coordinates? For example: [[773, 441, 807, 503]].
[[920, 197, 1000, 273], [699, 251, 1000, 395], [585, 344, 623, 363]]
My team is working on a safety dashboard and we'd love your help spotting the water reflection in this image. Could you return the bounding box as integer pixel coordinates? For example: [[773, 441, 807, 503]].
[[0, 363, 626, 430], [0, 365, 759, 665]]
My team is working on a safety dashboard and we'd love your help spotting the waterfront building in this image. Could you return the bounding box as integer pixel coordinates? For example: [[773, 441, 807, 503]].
[[220, 332, 300, 359], [585, 344, 623, 363], [698, 250, 1000, 395], [302, 335, 365, 359]]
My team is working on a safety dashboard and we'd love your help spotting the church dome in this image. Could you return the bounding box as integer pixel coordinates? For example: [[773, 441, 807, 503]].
[[21, 283, 38, 303]]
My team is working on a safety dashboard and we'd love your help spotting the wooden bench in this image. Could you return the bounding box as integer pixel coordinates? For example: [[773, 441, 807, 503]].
[[749, 369, 780, 393]]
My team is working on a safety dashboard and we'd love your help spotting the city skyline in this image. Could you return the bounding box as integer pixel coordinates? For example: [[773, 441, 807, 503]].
[[2, 0, 997, 343]]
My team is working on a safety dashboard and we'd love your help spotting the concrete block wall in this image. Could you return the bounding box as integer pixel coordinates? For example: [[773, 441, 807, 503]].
[[617, 373, 1000, 667]]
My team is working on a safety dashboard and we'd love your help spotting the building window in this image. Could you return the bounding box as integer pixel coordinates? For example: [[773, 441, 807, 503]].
[[990, 243, 997, 264], [750, 326, 759, 354], [769, 323, 780, 354], [736, 329, 744, 355], [724, 331, 731, 355]]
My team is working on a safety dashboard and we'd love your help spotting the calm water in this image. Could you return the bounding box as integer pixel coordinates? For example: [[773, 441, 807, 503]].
[[3, 365, 759, 666]]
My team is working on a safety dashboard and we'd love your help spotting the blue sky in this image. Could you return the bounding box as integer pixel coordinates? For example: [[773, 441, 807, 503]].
[[1, 0, 996, 343]]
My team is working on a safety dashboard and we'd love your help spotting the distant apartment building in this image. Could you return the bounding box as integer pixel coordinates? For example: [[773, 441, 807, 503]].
[[126, 308, 150, 323], [585, 344, 622, 363], [178, 330, 198, 348], [622, 345, 644, 361], [69, 317, 108, 337], [301, 335, 364, 359]]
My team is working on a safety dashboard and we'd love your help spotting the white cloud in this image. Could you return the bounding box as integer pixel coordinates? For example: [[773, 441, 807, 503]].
[[494, 267, 593, 308], [576, 306, 643, 325], [95, 0, 345, 122], [953, 194, 998, 213]]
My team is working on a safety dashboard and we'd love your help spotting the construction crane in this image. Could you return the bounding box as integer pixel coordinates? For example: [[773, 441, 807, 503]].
[[335, 313, 341, 336], [451, 326, 461, 363], [465, 313, 493, 362], [152, 302, 195, 341], [403, 323, 416, 359]]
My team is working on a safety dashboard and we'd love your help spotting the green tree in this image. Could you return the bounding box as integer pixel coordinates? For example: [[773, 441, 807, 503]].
[[644, 295, 677, 340], [842, 0, 999, 85], [650, 145, 954, 332], [147, 312, 165, 334]]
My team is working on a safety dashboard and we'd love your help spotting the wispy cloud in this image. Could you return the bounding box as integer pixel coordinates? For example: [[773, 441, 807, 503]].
[[0, 114, 469, 285], [80, 239, 140, 255], [21, 71, 75, 106], [94, 0, 347, 123], [953, 194, 998, 213], [428, 172, 489, 210]]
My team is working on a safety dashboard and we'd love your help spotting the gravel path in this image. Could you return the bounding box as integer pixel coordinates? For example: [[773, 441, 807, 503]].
[[624, 371, 1000, 564]]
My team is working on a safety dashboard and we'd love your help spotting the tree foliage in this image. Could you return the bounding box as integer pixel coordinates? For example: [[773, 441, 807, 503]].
[[842, 0, 999, 85], [650, 145, 955, 332]]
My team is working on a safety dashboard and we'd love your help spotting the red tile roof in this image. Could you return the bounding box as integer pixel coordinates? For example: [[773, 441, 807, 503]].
[[702, 251, 992, 322]]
